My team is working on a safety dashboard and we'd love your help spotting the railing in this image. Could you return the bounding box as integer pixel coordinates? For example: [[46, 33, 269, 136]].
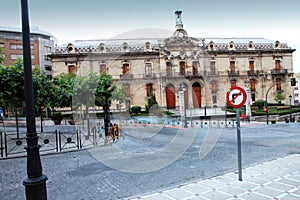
[[120, 74, 134, 79], [247, 70, 262, 76], [0, 125, 123, 158], [143, 73, 156, 78], [227, 70, 240, 76], [204, 71, 220, 76], [271, 69, 288, 75]]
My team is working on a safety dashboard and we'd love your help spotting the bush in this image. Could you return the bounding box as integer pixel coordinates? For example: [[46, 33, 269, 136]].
[[51, 112, 63, 125], [130, 106, 141, 115], [252, 100, 266, 110]]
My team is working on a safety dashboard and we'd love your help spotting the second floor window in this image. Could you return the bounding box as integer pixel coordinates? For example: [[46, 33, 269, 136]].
[[180, 61, 186, 76], [122, 63, 129, 75], [210, 61, 216, 75], [166, 62, 172, 76], [145, 63, 152, 77], [68, 65, 76, 77], [230, 61, 235, 72], [249, 61, 254, 72]]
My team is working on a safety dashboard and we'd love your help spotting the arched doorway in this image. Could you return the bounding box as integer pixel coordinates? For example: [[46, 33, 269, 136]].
[[192, 82, 201, 108], [166, 83, 176, 109]]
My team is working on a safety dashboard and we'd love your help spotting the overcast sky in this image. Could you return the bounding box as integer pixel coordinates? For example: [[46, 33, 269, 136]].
[[1, 0, 300, 72]]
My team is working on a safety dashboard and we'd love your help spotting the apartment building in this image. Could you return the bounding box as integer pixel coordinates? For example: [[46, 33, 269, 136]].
[[0, 26, 55, 77]]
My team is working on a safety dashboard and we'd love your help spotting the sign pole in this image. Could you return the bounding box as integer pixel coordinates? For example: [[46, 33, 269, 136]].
[[226, 86, 246, 182], [236, 108, 242, 181]]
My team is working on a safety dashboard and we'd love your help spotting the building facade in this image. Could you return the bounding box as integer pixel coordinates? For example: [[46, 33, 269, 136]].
[[0, 26, 55, 77], [50, 11, 296, 111]]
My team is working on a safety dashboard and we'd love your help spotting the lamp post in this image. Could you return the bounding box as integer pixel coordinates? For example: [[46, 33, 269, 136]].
[[244, 80, 251, 122], [21, 0, 48, 199], [40, 105, 44, 132], [289, 95, 292, 122], [178, 83, 187, 128]]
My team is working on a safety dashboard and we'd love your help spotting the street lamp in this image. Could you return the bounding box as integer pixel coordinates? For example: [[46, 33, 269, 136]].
[[178, 83, 187, 128], [40, 105, 45, 132], [244, 80, 251, 122], [289, 95, 292, 122], [21, 0, 48, 199]]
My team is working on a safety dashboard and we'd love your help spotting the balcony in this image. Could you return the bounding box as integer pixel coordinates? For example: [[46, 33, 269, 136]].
[[271, 69, 288, 75], [185, 71, 203, 78], [247, 70, 261, 76], [204, 71, 220, 76], [227, 70, 240, 77], [119, 74, 134, 79], [143, 73, 156, 78]]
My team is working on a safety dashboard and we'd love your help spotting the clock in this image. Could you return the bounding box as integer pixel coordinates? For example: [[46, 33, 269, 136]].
[[178, 32, 184, 38]]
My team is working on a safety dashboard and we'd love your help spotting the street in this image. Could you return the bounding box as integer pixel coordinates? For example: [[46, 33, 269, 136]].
[[0, 122, 300, 199]]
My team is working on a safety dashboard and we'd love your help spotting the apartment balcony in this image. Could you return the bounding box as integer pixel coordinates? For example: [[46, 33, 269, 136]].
[[227, 70, 240, 77], [271, 69, 288, 75]]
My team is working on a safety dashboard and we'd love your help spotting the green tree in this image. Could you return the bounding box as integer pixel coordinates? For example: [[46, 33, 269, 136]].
[[0, 59, 25, 136], [51, 73, 75, 108], [274, 93, 285, 104], [72, 72, 99, 124], [95, 72, 116, 107], [32, 66, 54, 113], [0, 48, 4, 64], [145, 94, 159, 113], [111, 82, 127, 110]]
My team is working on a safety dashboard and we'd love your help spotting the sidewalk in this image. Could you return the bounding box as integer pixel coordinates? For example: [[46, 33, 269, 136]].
[[129, 154, 300, 200]]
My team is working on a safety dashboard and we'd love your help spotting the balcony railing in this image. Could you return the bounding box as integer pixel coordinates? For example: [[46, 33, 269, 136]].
[[247, 70, 261, 76], [143, 73, 156, 78], [119, 74, 134, 79], [271, 69, 288, 75], [204, 71, 220, 76], [227, 70, 240, 77]]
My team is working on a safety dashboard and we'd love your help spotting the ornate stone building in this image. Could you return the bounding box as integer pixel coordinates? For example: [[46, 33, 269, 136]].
[[50, 10, 296, 111]]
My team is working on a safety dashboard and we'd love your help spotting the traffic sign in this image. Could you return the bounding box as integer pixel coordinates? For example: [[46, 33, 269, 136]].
[[226, 86, 247, 108]]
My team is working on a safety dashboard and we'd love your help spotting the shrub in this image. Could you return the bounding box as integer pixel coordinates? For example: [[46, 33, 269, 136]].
[[51, 112, 63, 125], [252, 100, 266, 110], [130, 106, 141, 115]]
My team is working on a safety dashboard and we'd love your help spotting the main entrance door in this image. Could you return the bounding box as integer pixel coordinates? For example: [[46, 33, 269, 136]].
[[192, 82, 201, 108], [166, 84, 176, 109]]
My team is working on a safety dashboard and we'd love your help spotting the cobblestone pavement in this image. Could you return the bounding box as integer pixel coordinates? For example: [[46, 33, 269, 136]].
[[129, 154, 300, 200], [1, 123, 300, 199]]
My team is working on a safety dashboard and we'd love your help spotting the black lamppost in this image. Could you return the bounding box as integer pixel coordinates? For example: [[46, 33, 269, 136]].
[[21, 0, 48, 199], [289, 95, 292, 122], [40, 105, 44, 132]]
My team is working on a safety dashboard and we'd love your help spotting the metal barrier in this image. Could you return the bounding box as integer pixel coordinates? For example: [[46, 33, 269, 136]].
[[0, 126, 109, 158]]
